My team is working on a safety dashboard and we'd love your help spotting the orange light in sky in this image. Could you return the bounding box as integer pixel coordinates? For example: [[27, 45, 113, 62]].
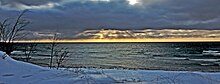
[[17, 38, 220, 43]]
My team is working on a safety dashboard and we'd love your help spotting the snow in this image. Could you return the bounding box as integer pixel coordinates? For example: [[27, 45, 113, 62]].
[[1, 51, 220, 84], [0, 51, 113, 84]]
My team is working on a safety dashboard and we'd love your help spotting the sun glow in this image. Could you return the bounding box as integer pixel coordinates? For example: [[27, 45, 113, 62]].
[[127, 0, 139, 5], [17, 38, 220, 43], [22, 29, 220, 43]]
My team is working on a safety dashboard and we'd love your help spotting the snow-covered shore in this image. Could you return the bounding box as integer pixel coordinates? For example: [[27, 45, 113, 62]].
[[1, 51, 220, 84]]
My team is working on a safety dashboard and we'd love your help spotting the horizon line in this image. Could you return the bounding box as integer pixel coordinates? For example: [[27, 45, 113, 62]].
[[15, 38, 220, 43]]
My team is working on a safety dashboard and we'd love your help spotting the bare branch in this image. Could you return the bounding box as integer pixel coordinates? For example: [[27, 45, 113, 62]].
[[0, 18, 11, 41], [8, 10, 29, 43]]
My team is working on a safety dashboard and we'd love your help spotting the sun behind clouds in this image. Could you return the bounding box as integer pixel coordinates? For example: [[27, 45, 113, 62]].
[[18, 29, 220, 43], [127, 0, 139, 5]]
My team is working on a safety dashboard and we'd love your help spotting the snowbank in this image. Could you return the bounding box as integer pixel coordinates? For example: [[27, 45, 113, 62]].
[[1, 51, 220, 84], [0, 51, 113, 84]]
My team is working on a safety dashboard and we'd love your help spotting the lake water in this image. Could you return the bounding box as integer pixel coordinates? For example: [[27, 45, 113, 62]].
[[12, 42, 220, 71]]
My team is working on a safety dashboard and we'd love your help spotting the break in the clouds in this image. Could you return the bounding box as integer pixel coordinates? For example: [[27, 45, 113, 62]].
[[74, 29, 220, 39], [0, 0, 220, 39]]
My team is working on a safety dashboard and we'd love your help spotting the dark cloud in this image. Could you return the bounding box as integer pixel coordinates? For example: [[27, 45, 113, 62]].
[[0, 0, 220, 39], [0, 0, 60, 5], [163, 0, 220, 24]]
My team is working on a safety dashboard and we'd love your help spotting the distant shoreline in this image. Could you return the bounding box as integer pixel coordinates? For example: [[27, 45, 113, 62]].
[[14, 38, 220, 43]]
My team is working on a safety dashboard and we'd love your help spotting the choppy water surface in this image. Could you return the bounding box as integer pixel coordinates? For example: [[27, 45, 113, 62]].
[[13, 42, 220, 71]]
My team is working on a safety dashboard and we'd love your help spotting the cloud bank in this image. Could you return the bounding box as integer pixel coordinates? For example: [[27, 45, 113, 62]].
[[0, 0, 147, 10], [74, 29, 220, 39]]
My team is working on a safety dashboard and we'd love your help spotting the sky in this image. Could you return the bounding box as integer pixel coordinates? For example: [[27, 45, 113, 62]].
[[0, 0, 220, 41]]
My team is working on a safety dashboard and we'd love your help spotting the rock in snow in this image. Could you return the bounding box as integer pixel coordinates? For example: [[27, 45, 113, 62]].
[[0, 51, 220, 84]]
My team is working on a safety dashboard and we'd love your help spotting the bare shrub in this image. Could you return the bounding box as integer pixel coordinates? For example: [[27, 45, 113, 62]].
[[0, 10, 30, 55]]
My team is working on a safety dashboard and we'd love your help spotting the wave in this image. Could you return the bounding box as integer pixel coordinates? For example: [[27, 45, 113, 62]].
[[202, 50, 220, 56], [190, 59, 220, 62]]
